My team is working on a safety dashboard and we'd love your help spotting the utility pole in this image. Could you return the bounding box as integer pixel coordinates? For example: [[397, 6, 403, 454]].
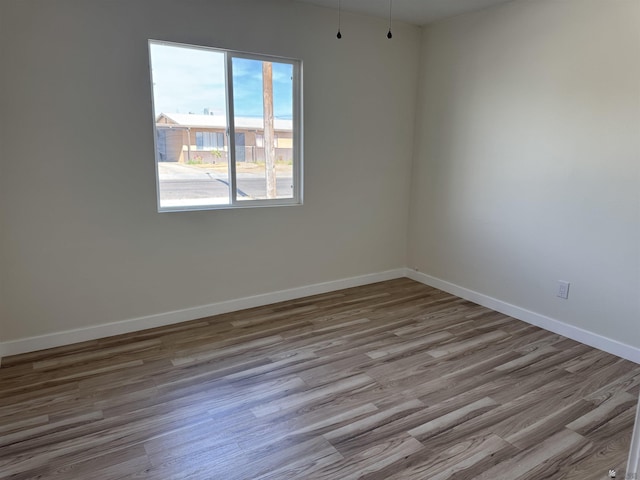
[[262, 61, 277, 198]]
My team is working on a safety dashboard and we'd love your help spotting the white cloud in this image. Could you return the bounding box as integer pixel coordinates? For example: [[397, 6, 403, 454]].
[[150, 42, 226, 114]]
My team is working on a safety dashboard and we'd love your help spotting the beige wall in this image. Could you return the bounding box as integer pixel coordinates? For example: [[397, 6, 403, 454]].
[[2, 0, 639, 355], [408, 0, 640, 347], [0, 0, 420, 343]]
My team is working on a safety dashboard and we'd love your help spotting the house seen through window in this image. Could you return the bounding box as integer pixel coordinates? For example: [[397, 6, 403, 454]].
[[149, 41, 302, 211]]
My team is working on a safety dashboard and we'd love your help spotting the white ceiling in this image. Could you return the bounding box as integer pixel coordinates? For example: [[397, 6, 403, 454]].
[[295, 0, 516, 26]]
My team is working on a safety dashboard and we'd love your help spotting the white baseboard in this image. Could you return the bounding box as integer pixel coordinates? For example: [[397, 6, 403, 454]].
[[0, 269, 405, 361], [406, 269, 640, 364], [3, 267, 639, 367]]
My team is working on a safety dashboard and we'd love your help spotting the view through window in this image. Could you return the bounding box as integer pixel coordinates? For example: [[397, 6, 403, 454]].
[[149, 41, 302, 211]]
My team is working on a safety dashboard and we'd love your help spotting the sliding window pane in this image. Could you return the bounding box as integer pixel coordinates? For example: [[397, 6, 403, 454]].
[[232, 57, 294, 201], [149, 42, 230, 209]]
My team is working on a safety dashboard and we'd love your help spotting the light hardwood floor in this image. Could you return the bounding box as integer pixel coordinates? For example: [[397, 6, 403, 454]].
[[1, 278, 639, 479]]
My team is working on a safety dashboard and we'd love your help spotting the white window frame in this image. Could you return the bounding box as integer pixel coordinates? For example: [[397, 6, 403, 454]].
[[148, 40, 303, 212]]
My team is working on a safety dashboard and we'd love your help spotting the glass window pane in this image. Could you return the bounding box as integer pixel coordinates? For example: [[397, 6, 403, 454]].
[[232, 58, 294, 201], [149, 42, 230, 208], [149, 40, 300, 211]]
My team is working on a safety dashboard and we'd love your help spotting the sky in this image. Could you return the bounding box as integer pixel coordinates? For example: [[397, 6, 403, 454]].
[[149, 42, 293, 119]]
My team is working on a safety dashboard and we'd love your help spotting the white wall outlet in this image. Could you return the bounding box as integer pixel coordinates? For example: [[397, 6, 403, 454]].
[[557, 280, 570, 299]]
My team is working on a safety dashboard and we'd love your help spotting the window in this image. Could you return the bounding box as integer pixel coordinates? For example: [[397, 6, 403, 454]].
[[148, 40, 302, 211], [195, 132, 225, 150]]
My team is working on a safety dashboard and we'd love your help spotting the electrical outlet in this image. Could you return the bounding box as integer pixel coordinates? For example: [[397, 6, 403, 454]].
[[557, 280, 570, 299]]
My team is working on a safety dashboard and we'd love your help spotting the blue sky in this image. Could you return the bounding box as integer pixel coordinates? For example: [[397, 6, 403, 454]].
[[149, 42, 293, 119]]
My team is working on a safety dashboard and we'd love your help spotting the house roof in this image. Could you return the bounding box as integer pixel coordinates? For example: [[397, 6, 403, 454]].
[[158, 113, 293, 131]]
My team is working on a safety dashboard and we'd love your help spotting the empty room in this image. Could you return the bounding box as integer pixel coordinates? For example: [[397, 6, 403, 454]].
[[1, 0, 639, 478]]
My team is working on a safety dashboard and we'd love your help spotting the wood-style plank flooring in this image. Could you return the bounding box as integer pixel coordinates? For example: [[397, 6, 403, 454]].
[[1, 278, 639, 479]]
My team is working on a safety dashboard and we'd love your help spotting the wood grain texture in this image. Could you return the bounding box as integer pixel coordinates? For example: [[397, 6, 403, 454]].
[[1, 278, 639, 479]]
